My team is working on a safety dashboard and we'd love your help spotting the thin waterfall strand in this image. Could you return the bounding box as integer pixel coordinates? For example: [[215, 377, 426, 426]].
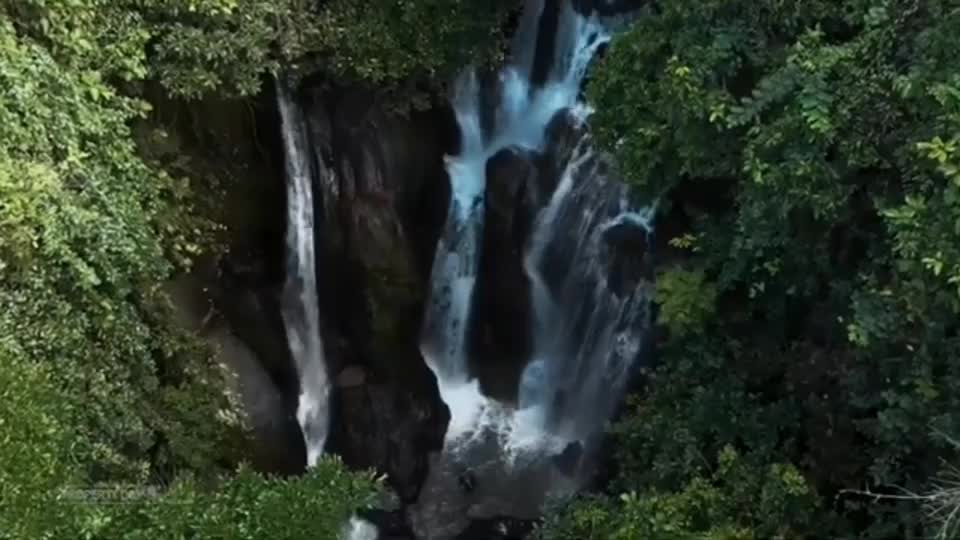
[[276, 80, 331, 467]]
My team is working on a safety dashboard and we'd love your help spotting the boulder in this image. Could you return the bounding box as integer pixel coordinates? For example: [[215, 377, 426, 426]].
[[538, 109, 589, 196], [600, 218, 653, 296], [408, 428, 582, 540], [336, 365, 367, 388], [332, 382, 449, 502], [469, 148, 541, 402]]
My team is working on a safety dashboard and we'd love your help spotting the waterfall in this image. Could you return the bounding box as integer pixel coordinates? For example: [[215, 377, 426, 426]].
[[518, 139, 654, 441], [420, 0, 636, 451], [411, 3, 655, 535], [276, 80, 330, 467], [420, 71, 484, 390]]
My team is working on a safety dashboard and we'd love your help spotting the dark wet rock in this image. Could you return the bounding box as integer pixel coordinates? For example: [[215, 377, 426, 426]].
[[408, 452, 472, 540], [336, 365, 367, 388], [551, 440, 584, 477], [486, 147, 541, 234], [215, 251, 299, 406], [539, 110, 588, 196], [300, 84, 447, 385], [293, 82, 452, 500], [216, 331, 304, 477], [457, 517, 537, 540], [457, 470, 477, 493], [408, 425, 583, 540], [469, 147, 541, 402], [359, 508, 413, 539], [601, 218, 653, 296], [332, 382, 448, 502]]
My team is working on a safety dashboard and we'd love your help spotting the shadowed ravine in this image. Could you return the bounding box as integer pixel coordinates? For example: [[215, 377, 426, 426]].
[[275, 1, 653, 538]]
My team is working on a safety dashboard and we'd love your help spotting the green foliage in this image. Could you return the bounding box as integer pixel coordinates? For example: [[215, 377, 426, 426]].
[[309, 1, 513, 90], [539, 446, 817, 540], [2, 0, 513, 100], [69, 459, 378, 540], [655, 267, 716, 337], [1, 331, 377, 539], [0, 352, 378, 539], [609, 342, 801, 491], [0, 12, 234, 484], [547, 0, 960, 537], [0, 342, 79, 539]]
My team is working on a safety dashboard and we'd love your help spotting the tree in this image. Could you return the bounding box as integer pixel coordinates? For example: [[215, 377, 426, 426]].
[[538, 446, 817, 540], [0, 9, 234, 483], [3, 0, 515, 100], [544, 0, 960, 537], [0, 341, 79, 539], [68, 460, 378, 540], [0, 340, 378, 539]]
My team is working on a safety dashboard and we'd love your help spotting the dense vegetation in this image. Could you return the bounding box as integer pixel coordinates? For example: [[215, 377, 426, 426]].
[[541, 1, 960, 539], [0, 0, 509, 537], [6, 0, 959, 538], [0, 350, 376, 539]]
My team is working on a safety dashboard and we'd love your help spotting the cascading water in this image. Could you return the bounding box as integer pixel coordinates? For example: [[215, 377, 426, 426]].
[[518, 138, 654, 441], [420, 70, 484, 390], [422, 0, 609, 450], [276, 80, 330, 468], [412, 2, 654, 535]]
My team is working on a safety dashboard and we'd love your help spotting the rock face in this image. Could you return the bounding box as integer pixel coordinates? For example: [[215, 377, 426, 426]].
[[297, 83, 453, 502], [150, 2, 657, 533], [165, 264, 306, 476], [457, 517, 537, 540], [601, 219, 653, 296], [145, 90, 308, 477], [335, 380, 443, 501], [154, 81, 456, 499]]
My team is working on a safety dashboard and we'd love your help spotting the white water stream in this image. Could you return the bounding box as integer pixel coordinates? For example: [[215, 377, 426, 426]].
[[276, 80, 331, 468]]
